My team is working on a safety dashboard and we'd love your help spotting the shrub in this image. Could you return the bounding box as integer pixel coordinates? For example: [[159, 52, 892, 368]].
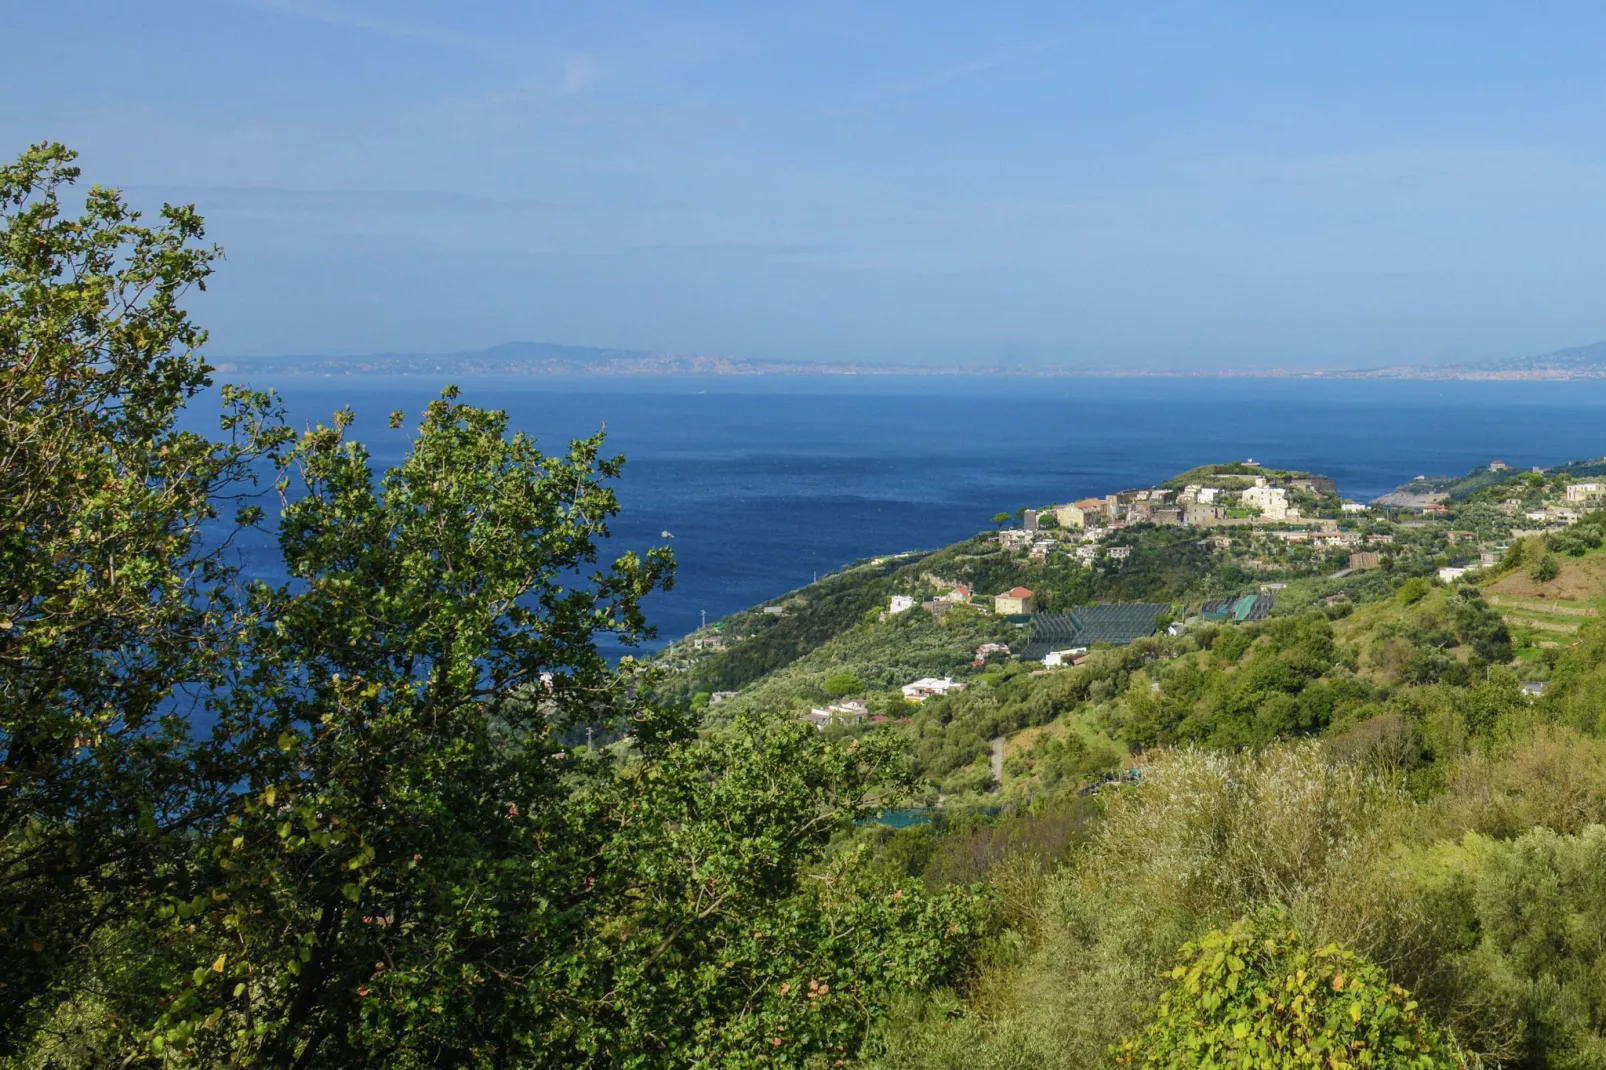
[[1398, 577, 1431, 606], [1111, 912, 1468, 1067]]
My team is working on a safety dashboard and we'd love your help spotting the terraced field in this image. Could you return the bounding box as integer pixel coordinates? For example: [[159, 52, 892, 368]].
[[1485, 545, 1606, 650]]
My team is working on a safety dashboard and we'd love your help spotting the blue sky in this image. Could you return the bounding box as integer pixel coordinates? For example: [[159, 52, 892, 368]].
[[7, 1, 1606, 368]]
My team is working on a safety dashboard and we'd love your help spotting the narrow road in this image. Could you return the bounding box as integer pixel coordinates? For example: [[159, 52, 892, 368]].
[[990, 736, 1005, 791]]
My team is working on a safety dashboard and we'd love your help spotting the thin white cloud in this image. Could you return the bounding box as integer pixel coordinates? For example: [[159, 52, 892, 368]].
[[875, 40, 1057, 99], [238, 0, 510, 57]]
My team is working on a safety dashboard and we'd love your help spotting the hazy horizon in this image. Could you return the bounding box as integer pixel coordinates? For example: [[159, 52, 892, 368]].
[[9, 2, 1606, 369]]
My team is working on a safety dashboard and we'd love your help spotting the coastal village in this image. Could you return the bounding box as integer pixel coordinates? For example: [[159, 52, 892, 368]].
[[664, 457, 1606, 737]]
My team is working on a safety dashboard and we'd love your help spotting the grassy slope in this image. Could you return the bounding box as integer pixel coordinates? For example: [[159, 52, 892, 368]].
[[1485, 543, 1606, 649]]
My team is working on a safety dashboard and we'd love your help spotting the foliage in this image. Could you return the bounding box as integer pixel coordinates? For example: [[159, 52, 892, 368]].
[[1111, 912, 1466, 1068], [825, 672, 867, 698], [1, 145, 985, 1068], [0, 142, 290, 1044], [1398, 577, 1431, 606]]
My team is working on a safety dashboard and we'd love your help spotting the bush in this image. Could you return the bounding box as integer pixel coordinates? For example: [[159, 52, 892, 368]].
[[1398, 577, 1431, 606], [1531, 553, 1562, 583], [1111, 912, 1467, 1067]]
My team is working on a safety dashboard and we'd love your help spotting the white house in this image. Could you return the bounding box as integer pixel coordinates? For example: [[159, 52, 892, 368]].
[[888, 594, 916, 615], [1438, 566, 1470, 584], [1566, 482, 1605, 503], [1107, 546, 1132, 560], [901, 677, 965, 702], [1241, 484, 1294, 520], [829, 700, 869, 721], [1041, 647, 1088, 667], [1341, 502, 1368, 514]]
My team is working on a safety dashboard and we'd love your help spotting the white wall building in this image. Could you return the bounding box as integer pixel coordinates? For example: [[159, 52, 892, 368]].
[[888, 595, 916, 615], [1241, 484, 1294, 520], [901, 677, 966, 702]]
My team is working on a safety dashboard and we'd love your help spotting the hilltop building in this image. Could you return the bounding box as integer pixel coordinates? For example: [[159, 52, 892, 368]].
[[1054, 502, 1089, 529], [998, 529, 1032, 549], [1241, 484, 1296, 520], [994, 586, 1035, 615]]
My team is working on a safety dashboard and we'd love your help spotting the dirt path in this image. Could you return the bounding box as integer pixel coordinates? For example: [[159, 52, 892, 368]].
[[1491, 596, 1598, 617], [1504, 616, 1582, 633], [991, 736, 1005, 790]]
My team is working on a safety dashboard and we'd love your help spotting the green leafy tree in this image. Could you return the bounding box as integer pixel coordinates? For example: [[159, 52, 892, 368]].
[[1531, 553, 1562, 583], [1112, 913, 1467, 1068], [135, 393, 673, 1064], [1397, 577, 1431, 606], [993, 512, 1011, 531], [823, 672, 866, 698], [4, 146, 984, 1067], [0, 143, 288, 1046]]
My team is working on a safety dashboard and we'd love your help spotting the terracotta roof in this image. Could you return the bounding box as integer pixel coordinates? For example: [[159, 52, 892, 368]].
[[1007, 586, 1033, 598]]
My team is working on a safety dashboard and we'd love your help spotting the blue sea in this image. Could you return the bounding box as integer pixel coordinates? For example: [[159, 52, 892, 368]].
[[188, 375, 1606, 654]]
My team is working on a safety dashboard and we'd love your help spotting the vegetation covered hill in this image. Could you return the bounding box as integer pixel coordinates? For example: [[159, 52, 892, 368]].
[[648, 444, 1606, 1066]]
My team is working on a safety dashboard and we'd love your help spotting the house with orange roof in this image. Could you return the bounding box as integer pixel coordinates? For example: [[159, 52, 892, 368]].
[[994, 586, 1034, 615]]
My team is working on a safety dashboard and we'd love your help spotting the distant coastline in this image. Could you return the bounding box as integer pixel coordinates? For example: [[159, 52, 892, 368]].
[[212, 339, 1606, 381]]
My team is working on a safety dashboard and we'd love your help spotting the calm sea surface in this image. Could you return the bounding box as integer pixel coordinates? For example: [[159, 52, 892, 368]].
[[186, 375, 1606, 653]]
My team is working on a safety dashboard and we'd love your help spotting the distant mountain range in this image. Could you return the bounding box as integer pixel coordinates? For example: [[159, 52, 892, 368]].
[[213, 339, 1606, 380], [211, 342, 909, 378], [1337, 340, 1606, 380]]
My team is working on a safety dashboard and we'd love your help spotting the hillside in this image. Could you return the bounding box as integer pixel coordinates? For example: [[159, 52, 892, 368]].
[[1482, 338, 1606, 375], [663, 466, 1606, 809], [1352, 338, 1606, 380], [639, 454, 1606, 1065]]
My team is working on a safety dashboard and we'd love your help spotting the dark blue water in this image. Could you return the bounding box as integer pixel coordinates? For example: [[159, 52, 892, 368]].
[[186, 374, 1606, 653]]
